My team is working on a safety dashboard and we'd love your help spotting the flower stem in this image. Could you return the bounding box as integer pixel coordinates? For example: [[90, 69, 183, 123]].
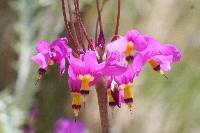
[[96, 0, 103, 33], [96, 79, 110, 133], [114, 0, 121, 35], [66, 0, 80, 49], [74, 0, 85, 51], [61, 0, 76, 46]]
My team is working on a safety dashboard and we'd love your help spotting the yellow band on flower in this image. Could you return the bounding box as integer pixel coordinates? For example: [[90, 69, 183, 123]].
[[148, 59, 158, 68], [107, 89, 115, 103], [120, 83, 134, 100], [71, 92, 81, 105], [124, 42, 134, 57], [78, 74, 94, 91]]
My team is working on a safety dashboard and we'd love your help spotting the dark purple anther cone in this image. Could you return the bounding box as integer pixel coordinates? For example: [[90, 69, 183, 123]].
[[111, 88, 121, 108], [97, 31, 105, 48], [80, 90, 90, 95], [124, 98, 133, 103], [72, 105, 81, 110], [109, 101, 117, 107], [153, 65, 161, 71], [125, 55, 134, 63], [38, 68, 46, 75]]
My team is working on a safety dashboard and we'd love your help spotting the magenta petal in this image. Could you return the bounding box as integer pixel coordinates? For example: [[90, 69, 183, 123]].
[[161, 44, 181, 62], [99, 62, 127, 76], [134, 35, 148, 51], [160, 62, 171, 71], [125, 29, 140, 42], [35, 40, 49, 53], [59, 58, 65, 75], [68, 78, 81, 92], [106, 37, 127, 53], [51, 37, 68, 49], [51, 37, 70, 55], [32, 53, 48, 69], [132, 53, 145, 71], [143, 35, 161, 50], [84, 51, 98, 70], [68, 66, 77, 80], [152, 55, 173, 71]]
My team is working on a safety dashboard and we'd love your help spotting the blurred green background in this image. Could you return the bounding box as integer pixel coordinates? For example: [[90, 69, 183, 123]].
[[0, 0, 200, 133]]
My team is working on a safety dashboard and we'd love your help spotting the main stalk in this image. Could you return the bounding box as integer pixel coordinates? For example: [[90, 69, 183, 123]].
[[96, 79, 110, 133]]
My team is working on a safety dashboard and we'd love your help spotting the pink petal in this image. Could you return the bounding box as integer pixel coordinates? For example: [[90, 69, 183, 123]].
[[32, 53, 48, 69], [35, 40, 49, 53], [59, 58, 65, 75]]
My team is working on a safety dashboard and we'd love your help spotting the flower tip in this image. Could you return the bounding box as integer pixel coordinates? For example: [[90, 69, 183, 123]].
[[160, 71, 168, 79]]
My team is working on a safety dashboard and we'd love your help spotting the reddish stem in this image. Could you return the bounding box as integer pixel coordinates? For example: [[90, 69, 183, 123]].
[[66, 0, 80, 49], [96, 79, 110, 133], [96, 0, 103, 33], [95, 1, 105, 46], [114, 0, 120, 35], [74, 0, 85, 51], [61, 0, 76, 46]]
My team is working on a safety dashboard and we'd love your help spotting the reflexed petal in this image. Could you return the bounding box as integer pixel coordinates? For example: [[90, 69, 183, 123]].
[[125, 29, 139, 42], [161, 44, 181, 62], [160, 62, 171, 71], [105, 51, 121, 66], [59, 58, 65, 75], [99, 62, 127, 76], [68, 66, 77, 80], [68, 78, 81, 92], [106, 37, 127, 53], [132, 53, 145, 71], [133, 35, 148, 51], [32, 53, 48, 69], [143, 35, 161, 50], [152, 55, 173, 65], [35, 40, 49, 53]]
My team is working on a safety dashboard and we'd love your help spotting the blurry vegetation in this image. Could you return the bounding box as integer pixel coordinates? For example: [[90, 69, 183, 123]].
[[0, 0, 200, 133]]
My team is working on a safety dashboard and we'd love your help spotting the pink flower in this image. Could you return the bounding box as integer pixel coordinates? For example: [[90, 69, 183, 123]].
[[141, 36, 181, 73], [53, 118, 86, 133], [32, 37, 71, 75], [68, 51, 100, 95]]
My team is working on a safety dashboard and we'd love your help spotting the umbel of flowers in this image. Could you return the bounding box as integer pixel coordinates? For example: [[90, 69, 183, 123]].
[[32, 0, 181, 132]]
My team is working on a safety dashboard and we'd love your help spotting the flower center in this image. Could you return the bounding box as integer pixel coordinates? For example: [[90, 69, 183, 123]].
[[78, 74, 94, 95], [71, 92, 81, 117]]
